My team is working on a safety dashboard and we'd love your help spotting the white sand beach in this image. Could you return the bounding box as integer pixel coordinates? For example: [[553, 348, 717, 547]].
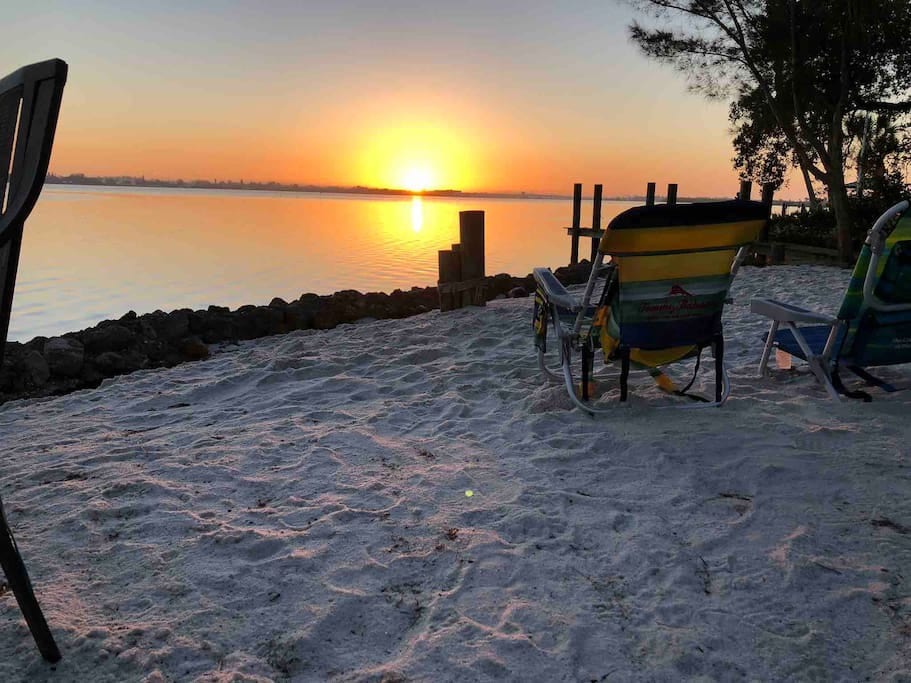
[[0, 265, 909, 682]]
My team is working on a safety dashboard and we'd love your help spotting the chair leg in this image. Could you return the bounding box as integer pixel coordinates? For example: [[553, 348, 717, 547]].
[[0, 503, 60, 662], [714, 335, 725, 403], [619, 347, 630, 402], [782, 323, 841, 401], [832, 368, 872, 402], [809, 359, 841, 401], [846, 365, 897, 392], [758, 320, 778, 376], [581, 343, 591, 402]]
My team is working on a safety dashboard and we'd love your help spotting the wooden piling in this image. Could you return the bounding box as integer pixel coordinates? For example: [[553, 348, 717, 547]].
[[451, 244, 463, 282], [770, 243, 786, 265], [570, 183, 582, 265], [459, 210, 486, 307], [438, 212, 487, 311], [666, 183, 678, 207], [590, 184, 603, 262], [438, 250, 459, 312], [645, 182, 656, 207], [760, 182, 775, 241], [739, 180, 753, 201], [761, 182, 775, 210]]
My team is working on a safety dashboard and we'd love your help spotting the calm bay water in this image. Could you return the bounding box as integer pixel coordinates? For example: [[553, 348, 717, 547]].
[[11, 185, 638, 341]]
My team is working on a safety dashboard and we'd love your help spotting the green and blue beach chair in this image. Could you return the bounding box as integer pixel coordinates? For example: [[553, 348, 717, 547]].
[[752, 199, 911, 401], [533, 200, 768, 413]]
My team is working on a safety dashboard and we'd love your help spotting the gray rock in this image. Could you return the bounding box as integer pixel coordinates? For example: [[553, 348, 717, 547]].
[[83, 323, 134, 353], [44, 336, 84, 377], [508, 287, 529, 298], [179, 336, 210, 361], [19, 350, 49, 387], [160, 310, 190, 341], [93, 350, 146, 375], [200, 315, 236, 344], [283, 302, 314, 331]]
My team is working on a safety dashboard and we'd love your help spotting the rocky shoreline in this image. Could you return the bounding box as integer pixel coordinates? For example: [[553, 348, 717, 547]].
[[0, 263, 592, 405]]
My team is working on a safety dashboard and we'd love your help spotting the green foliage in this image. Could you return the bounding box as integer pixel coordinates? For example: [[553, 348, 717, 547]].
[[770, 192, 910, 253], [628, 0, 911, 261], [768, 208, 836, 248]]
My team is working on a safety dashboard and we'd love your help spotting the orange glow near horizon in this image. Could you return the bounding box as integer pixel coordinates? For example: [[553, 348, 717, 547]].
[[356, 122, 475, 192], [10, 4, 827, 202], [40, 85, 815, 201]]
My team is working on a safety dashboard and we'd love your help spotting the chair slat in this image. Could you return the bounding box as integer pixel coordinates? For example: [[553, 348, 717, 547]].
[[7, 79, 54, 218], [0, 88, 21, 216]]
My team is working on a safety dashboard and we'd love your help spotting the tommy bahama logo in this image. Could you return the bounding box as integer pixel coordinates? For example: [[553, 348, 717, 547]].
[[668, 284, 693, 297], [638, 283, 714, 317]]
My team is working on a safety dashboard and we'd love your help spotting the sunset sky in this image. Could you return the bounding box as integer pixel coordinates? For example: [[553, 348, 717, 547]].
[[2, 1, 805, 198]]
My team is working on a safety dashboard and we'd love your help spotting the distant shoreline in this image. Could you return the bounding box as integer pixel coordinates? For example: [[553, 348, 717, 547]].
[[46, 174, 569, 202], [45, 174, 761, 204]]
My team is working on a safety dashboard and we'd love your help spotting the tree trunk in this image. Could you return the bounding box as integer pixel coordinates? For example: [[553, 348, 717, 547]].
[[799, 163, 820, 210], [828, 176, 854, 264]]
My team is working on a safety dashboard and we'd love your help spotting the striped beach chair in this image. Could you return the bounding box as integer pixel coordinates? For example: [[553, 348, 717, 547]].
[[533, 200, 768, 413], [752, 199, 911, 401]]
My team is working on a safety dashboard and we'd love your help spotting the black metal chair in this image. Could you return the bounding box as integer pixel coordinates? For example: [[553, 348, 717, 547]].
[[0, 58, 68, 663]]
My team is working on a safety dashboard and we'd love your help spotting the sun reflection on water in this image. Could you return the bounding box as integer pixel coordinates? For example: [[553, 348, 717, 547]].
[[410, 196, 423, 232], [12, 186, 637, 340]]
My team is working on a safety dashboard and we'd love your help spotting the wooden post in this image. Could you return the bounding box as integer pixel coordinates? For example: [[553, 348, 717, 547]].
[[739, 180, 752, 201], [770, 243, 786, 265], [645, 182, 656, 207], [666, 183, 678, 207], [781, 201, 789, 216], [761, 182, 775, 210], [590, 183, 603, 262], [570, 183, 582, 265], [438, 250, 458, 312], [760, 182, 775, 242], [451, 244, 463, 283], [459, 210, 485, 306]]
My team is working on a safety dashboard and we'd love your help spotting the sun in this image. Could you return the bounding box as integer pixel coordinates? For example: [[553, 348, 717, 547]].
[[356, 120, 475, 191], [400, 165, 435, 193]]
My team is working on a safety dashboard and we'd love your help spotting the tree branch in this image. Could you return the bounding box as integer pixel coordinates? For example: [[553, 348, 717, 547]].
[[787, 0, 832, 175]]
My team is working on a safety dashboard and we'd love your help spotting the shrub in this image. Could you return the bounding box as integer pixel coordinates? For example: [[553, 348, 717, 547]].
[[768, 191, 910, 256]]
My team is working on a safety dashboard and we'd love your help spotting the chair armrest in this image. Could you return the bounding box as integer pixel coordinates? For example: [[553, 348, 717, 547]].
[[533, 268, 579, 311], [750, 298, 837, 325]]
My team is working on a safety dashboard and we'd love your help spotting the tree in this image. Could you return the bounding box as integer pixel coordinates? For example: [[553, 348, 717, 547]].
[[627, 0, 911, 263], [730, 88, 821, 208], [853, 113, 911, 201]]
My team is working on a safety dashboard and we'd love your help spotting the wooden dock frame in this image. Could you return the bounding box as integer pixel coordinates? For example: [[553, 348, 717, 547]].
[[438, 210, 487, 311], [565, 180, 777, 265]]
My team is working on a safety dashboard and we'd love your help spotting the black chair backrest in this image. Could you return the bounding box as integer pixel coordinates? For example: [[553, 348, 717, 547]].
[[0, 59, 67, 358]]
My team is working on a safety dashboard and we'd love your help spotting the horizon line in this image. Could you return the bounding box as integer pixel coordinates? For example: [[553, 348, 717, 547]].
[[47, 172, 796, 204]]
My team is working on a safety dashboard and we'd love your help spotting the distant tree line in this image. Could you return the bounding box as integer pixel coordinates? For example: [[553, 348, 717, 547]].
[[45, 173, 467, 197]]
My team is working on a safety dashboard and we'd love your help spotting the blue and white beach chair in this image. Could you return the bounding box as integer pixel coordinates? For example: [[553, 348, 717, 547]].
[[752, 200, 911, 401]]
